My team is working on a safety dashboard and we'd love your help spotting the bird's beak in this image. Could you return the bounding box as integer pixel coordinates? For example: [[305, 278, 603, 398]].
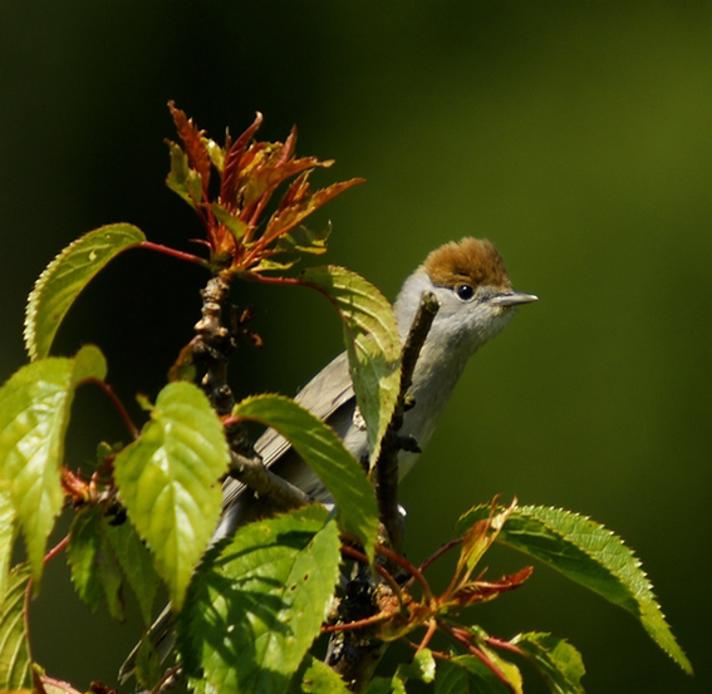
[[491, 291, 539, 307]]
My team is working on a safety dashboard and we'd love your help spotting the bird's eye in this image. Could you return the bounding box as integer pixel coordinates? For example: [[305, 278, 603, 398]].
[[455, 283, 475, 301]]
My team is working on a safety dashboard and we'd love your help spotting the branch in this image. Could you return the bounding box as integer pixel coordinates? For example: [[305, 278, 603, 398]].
[[325, 293, 440, 691], [228, 451, 310, 509], [191, 274, 236, 416], [374, 291, 440, 549]]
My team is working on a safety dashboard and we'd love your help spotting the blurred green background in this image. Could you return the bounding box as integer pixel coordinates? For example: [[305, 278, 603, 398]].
[[1, 1, 710, 692]]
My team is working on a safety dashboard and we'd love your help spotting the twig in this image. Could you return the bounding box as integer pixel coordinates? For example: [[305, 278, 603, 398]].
[[341, 545, 406, 610], [374, 291, 440, 549], [88, 379, 139, 439], [375, 545, 434, 605], [149, 665, 182, 694], [418, 538, 462, 574], [321, 610, 394, 634], [140, 241, 208, 268], [228, 451, 310, 509], [442, 623, 516, 693], [415, 619, 438, 653], [43, 535, 70, 564], [485, 636, 525, 657]]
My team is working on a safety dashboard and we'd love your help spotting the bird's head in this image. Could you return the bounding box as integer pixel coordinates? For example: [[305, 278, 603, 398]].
[[394, 237, 538, 352]]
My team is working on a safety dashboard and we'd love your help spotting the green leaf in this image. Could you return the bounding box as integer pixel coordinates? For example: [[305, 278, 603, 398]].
[[301, 657, 350, 694], [457, 505, 692, 674], [24, 223, 146, 360], [212, 203, 249, 240], [114, 382, 229, 609], [203, 137, 225, 172], [166, 140, 203, 208], [67, 506, 124, 620], [0, 485, 16, 601], [234, 394, 379, 559], [449, 653, 522, 694], [364, 675, 401, 694], [364, 651, 435, 694], [134, 636, 163, 690], [276, 223, 331, 255], [179, 505, 341, 694], [511, 632, 585, 694], [0, 564, 31, 690], [302, 266, 401, 465], [434, 659, 470, 694], [398, 648, 436, 684], [0, 345, 107, 581], [106, 518, 160, 624]]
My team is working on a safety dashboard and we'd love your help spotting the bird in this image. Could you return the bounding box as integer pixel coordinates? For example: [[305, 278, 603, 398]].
[[215, 236, 537, 538], [120, 236, 536, 682]]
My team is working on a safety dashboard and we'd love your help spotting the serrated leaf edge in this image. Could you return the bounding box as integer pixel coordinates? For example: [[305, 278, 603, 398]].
[[23, 224, 145, 360], [508, 505, 692, 675]]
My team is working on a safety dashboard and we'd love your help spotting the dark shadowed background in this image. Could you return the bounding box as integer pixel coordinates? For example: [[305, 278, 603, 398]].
[[1, 2, 710, 692]]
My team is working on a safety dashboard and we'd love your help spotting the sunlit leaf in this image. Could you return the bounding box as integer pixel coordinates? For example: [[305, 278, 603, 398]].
[[24, 223, 145, 360], [67, 505, 124, 620], [302, 266, 401, 465], [212, 203, 249, 240], [449, 652, 522, 694], [0, 345, 106, 581], [511, 632, 585, 694], [166, 140, 203, 208], [275, 223, 331, 255], [301, 657, 350, 694], [114, 382, 229, 609], [457, 505, 693, 674], [398, 648, 436, 683], [234, 394, 379, 559], [0, 485, 15, 601], [0, 564, 31, 690], [179, 506, 341, 694], [204, 137, 225, 172]]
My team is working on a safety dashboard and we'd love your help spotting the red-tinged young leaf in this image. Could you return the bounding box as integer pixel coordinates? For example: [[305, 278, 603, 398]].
[[448, 501, 516, 597], [221, 111, 264, 203], [0, 345, 107, 582], [39, 675, 85, 693], [168, 101, 211, 198], [261, 177, 364, 249], [451, 566, 534, 607]]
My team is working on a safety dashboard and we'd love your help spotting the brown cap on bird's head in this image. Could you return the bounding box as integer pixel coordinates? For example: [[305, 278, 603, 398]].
[[423, 237, 512, 291]]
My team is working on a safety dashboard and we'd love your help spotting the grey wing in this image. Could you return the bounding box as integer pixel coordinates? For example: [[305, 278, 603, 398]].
[[220, 351, 355, 512]]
